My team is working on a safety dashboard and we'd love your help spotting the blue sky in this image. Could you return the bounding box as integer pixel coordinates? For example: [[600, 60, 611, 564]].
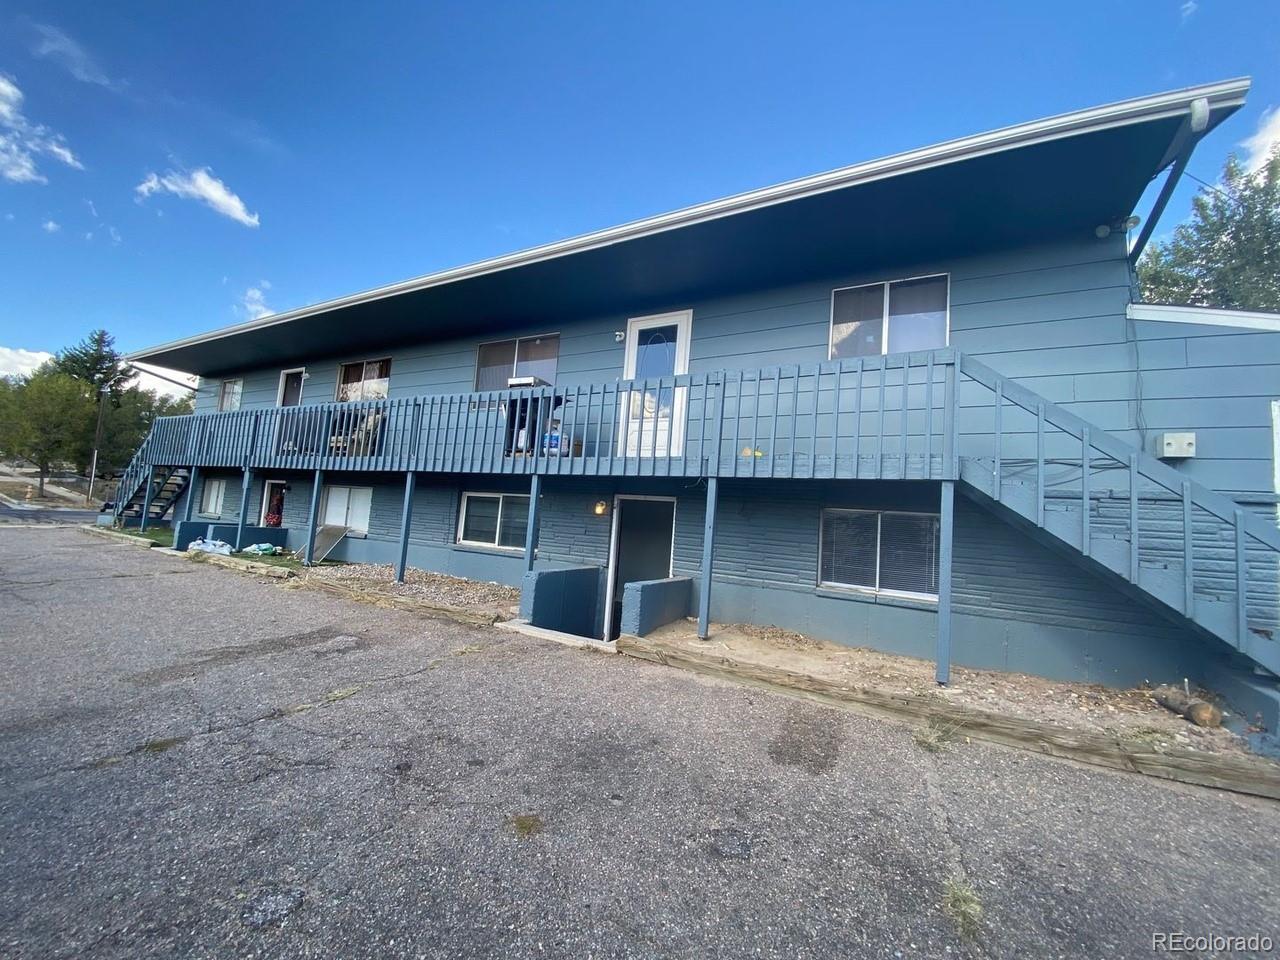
[[1, 0, 1277, 386]]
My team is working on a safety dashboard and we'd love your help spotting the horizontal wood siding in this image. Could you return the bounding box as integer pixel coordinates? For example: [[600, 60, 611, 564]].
[[1132, 320, 1280, 494]]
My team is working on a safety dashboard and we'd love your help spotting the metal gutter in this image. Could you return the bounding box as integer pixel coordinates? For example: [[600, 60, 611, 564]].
[[129, 77, 1250, 363]]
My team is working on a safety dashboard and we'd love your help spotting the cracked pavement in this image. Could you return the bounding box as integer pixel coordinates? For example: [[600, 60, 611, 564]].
[[1, 527, 1278, 959]]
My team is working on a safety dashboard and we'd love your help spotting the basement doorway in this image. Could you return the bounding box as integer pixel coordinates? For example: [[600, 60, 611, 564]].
[[603, 495, 676, 641]]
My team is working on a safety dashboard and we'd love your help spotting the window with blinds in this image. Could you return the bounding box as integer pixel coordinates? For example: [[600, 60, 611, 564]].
[[819, 508, 940, 599]]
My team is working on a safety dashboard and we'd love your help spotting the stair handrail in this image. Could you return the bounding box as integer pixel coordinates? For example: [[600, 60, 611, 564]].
[[957, 353, 1280, 553], [111, 435, 153, 523]]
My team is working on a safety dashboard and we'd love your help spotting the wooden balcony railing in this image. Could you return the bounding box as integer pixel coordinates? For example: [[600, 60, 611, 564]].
[[141, 349, 959, 481]]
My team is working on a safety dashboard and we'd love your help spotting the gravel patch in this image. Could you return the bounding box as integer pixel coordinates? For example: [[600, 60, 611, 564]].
[[651, 619, 1253, 757], [300, 562, 520, 609]]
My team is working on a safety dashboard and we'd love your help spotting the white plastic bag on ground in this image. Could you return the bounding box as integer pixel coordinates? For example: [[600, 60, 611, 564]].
[[189, 538, 233, 556]]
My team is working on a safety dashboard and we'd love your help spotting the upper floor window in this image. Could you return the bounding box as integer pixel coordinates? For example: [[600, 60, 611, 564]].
[[336, 359, 391, 402], [830, 275, 948, 359], [475, 334, 559, 391], [217, 378, 243, 411], [819, 508, 940, 600]]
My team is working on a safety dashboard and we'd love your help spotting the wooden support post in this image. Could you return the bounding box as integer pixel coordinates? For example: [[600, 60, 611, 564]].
[[182, 465, 200, 524], [234, 468, 253, 551], [935, 479, 955, 685], [139, 465, 155, 532], [524, 474, 542, 573], [396, 472, 416, 583], [304, 469, 324, 566], [697, 477, 719, 640]]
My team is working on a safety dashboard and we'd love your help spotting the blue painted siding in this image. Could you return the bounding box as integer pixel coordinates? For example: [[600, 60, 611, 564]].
[[1131, 320, 1280, 494], [196, 238, 1142, 442]]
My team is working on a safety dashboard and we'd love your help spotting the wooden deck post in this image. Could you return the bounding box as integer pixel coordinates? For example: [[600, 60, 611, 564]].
[[234, 468, 254, 550], [138, 465, 155, 532], [396, 472, 416, 583], [182, 466, 200, 524], [304, 469, 324, 566], [697, 476, 719, 640], [935, 479, 955, 685], [524, 474, 542, 573]]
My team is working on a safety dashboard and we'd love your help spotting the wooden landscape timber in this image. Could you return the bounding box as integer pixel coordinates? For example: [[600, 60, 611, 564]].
[[617, 633, 1280, 802]]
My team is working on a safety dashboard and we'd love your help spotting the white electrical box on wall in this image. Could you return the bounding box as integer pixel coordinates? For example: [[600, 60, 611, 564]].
[[1153, 432, 1197, 459]]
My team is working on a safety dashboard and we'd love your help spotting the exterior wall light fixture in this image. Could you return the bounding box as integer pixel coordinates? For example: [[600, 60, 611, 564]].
[[593, 500, 609, 516]]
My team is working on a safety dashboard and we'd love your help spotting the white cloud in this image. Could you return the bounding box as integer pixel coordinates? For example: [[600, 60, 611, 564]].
[[239, 284, 274, 319], [27, 22, 117, 88], [4, 212, 13, 221], [135, 167, 260, 227], [129, 362, 198, 400], [85, 198, 97, 218], [41, 219, 59, 233], [0, 73, 83, 184], [83, 230, 92, 240], [1180, 0, 1198, 21], [0, 346, 53, 378], [1242, 106, 1280, 173], [107, 225, 121, 245]]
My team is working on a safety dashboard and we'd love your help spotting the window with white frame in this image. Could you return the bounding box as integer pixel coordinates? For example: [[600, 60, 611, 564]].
[[475, 335, 559, 390], [830, 275, 948, 358], [457, 492, 529, 549], [336, 359, 391, 402], [198, 478, 226, 517], [819, 508, 940, 599], [321, 485, 373, 536], [217, 378, 243, 411]]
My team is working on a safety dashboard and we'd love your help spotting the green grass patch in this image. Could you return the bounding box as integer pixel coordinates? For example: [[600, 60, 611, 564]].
[[509, 813, 544, 838], [912, 718, 966, 753], [942, 875, 983, 939]]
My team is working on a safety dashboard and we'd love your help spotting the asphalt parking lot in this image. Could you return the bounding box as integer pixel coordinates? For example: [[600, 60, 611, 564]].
[[1, 527, 1277, 959]]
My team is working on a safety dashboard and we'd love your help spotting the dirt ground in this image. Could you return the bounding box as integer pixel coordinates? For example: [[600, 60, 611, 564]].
[[646, 619, 1253, 758], [295, 562, 521, 615]]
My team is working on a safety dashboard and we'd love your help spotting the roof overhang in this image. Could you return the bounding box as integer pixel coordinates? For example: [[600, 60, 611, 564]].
[[131, 78, 1249, 376], [1128, 302, 1280, 332]]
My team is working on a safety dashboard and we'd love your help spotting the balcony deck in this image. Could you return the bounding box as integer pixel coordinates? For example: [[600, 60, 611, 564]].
[[143, 350, 959, 482]]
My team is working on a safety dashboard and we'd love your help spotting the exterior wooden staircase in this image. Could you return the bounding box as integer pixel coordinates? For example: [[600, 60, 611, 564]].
[[955, 355, 1280, 678], [113, 439, 190, 526]]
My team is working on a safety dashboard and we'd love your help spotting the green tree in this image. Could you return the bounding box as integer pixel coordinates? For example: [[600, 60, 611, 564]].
[[51, 329, 130, 399], [1138, 144, 1280, 311], [3, 370, 95, 495], [92, 386, 194, 478]]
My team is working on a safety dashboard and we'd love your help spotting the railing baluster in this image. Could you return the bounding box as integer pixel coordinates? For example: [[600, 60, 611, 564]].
[[852, 358, 863, 478], [1080, 426, 1090, 555], [1234, 508, 1248, 647], [1036, 403, 1046, 526], [876, 359, 886, 479], [832, 364, 843, 479], [993, 379, 1003, 498], [898, 355, 908, 480], [924, 354, 934, 478], [1129, 453, 1139, 582], [810, 364, 821, 479], [748, 371, 760, 479], [1182, 480, 1194, 617], [786, 366, 798, 479]]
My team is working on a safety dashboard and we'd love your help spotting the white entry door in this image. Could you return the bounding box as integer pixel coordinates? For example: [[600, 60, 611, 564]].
[[619, 310, 692, 458]]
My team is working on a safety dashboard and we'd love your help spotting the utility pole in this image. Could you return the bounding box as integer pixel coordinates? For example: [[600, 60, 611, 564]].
[[86, 373, 127, 507]]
